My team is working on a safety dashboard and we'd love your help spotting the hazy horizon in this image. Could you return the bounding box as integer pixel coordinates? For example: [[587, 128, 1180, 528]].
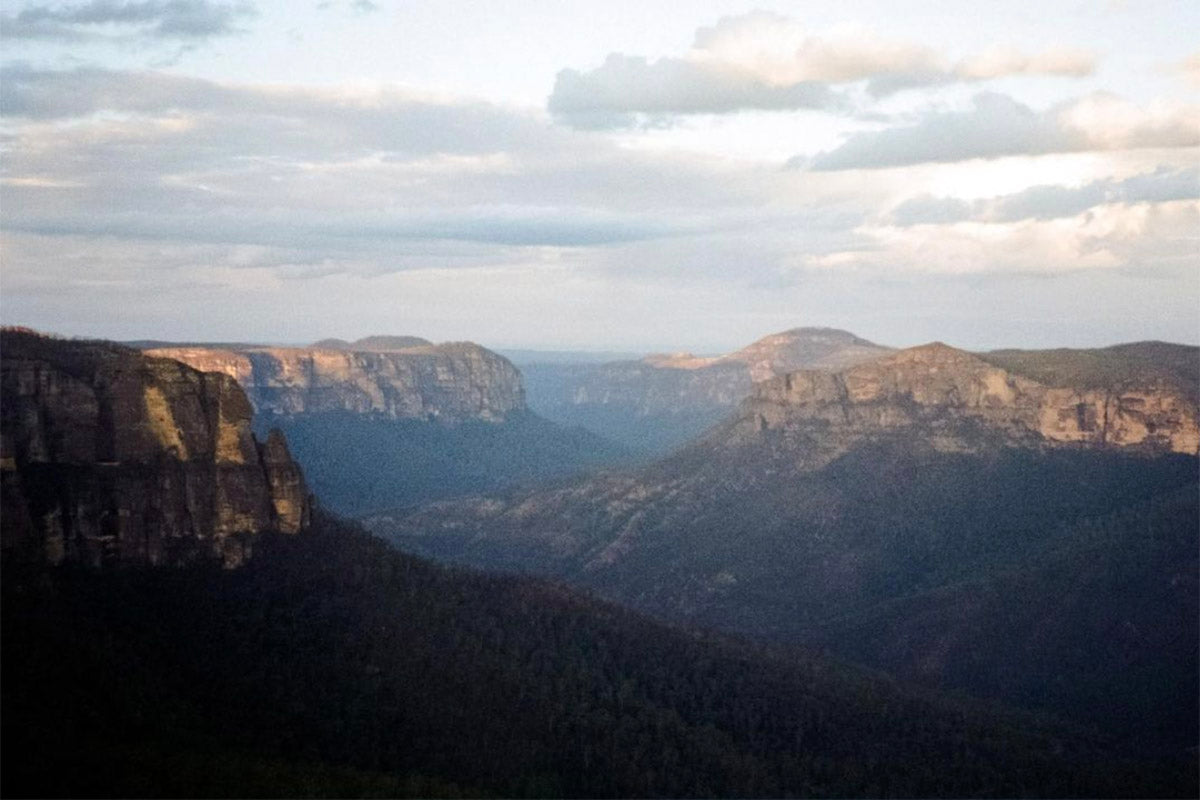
[[6, 322, 1198, 358]]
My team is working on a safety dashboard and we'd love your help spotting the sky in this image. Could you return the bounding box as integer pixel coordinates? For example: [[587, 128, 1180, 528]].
[[1, 0, 1197, 353]]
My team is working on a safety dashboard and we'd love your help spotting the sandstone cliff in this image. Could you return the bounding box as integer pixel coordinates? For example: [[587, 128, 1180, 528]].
[[523, 327, 892, 454], [731, 342, 1200, 457], [146, 340, 524, 424], [1, 329, 310, 568], [537, 327, 892, 419]]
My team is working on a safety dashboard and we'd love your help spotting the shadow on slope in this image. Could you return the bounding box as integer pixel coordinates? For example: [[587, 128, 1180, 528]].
[[5, 512, 1193, 798]]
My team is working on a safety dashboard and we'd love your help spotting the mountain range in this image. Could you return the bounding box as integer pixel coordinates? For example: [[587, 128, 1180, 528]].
[[2, 326, 1196, 798], [9, 329, 1195, 797], [521, 327, 893, 455], [369, 339, 1200, 755]]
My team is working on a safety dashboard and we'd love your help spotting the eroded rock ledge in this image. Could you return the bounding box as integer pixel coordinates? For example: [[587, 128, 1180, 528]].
[[147, 340, 525, 424], [736, 342, 1199, 455]]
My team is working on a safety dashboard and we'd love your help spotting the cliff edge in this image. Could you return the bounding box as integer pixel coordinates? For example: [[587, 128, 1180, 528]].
[[1, 329, 311, 568], [146, 339, 525, 424]]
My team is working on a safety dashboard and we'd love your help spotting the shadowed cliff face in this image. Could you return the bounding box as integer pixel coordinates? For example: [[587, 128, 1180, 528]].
[[146, 341, 525, 424], [1, 330, 310, 568]]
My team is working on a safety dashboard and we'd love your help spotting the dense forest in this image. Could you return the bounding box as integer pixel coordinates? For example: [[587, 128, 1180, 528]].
[[375, 440, 1200, 757], [5, 512, 1193, 798]]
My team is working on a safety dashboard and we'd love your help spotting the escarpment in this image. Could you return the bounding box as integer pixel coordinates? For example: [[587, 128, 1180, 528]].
[[146, 339, 525, 424], [731, 342, 1200, 456], [522, 327, 893, 454], [1, 329, 310, 568]]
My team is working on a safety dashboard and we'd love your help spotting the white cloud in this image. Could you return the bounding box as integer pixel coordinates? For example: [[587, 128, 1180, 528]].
[[1168, 52, 1200, 88], [548, 11, 1099, 125], [689, 12, 941, 85], [955, 44, 1095, 80], [817, 198, 1199, 274]]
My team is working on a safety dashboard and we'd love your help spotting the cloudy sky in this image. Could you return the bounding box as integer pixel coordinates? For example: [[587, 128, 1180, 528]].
[[1, 0, 1197, 351]]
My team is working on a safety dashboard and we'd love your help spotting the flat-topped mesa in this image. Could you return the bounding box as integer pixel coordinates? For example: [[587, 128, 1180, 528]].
[[738, 342, 1200, 454], [146, 339, 525, 424], [0, 329, 311, 568], [314, 335, 433, 352], [719, 327, 893, 382]]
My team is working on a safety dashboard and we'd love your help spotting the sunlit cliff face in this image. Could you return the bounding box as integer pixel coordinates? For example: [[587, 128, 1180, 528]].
[[147, 343, 526, 423], [739, 343, 1200, 456]]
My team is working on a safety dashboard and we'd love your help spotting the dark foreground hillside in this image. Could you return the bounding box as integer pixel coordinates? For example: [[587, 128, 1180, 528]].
[[4, 513, 1191, 798]]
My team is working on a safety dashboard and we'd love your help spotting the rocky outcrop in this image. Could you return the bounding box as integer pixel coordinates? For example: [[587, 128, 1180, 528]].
[[146, 340, 525, 424], [523, 328, 892, 454], [732, 342, 1200, 456], [1, 329, 310, 568], [541, 327, 893, 419], [720, 327, 893, 382]]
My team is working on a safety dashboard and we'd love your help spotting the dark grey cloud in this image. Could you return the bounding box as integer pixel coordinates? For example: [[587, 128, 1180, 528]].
[[803, 93, 1199, 170], [989, 165, 1199, 221], [0, 65, 559, 158], [887, 165, 1199, 225], [1, 0, 256, 41], [806, 93, 1075, 170]]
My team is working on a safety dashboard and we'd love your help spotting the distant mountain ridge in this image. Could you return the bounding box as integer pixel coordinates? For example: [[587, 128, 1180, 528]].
[[312, 335, 433, 352], [523, 326, 893, 455], [146, 338, 524, 424]]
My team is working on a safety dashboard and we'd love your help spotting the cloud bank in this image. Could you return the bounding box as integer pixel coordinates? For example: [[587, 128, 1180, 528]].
[[549, 11, 1097, 125]]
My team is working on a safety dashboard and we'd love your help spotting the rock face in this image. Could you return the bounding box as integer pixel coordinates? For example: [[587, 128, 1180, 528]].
[[1, 329, 310, 568], [522, 327, 892, 454], [145, 339, 525, 424], [558, 327, 893, 417], [733, 342, 1200, 457]]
